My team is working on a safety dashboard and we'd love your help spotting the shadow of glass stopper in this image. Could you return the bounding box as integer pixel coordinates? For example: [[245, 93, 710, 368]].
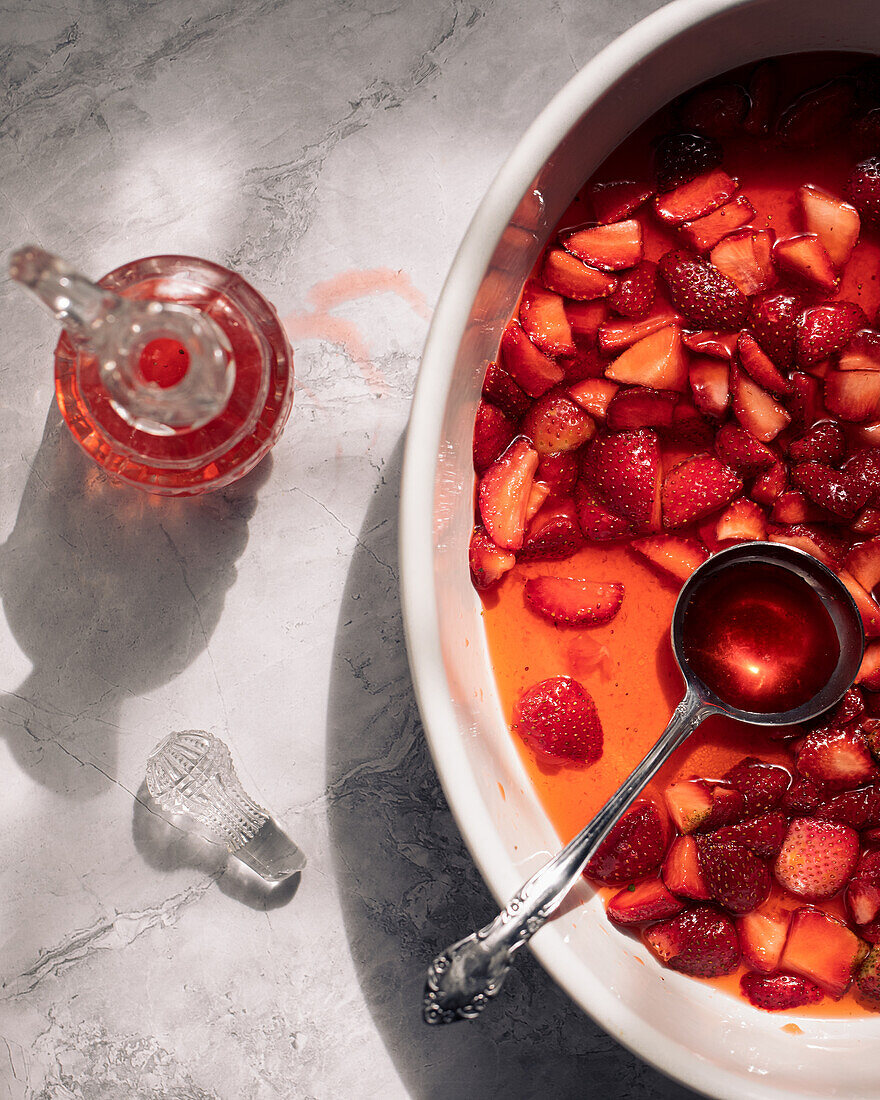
[[146, 730, 305, 882]]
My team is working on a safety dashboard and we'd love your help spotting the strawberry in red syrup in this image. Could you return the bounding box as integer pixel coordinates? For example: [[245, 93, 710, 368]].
[[512, 676, 602, 766]]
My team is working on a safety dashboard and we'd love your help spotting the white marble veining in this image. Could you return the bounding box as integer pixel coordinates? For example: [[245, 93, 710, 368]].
[[0, 1, 700, 1096]]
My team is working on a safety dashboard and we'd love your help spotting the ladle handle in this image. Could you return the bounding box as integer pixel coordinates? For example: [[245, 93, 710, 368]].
[[423, 688, 715, 1024]]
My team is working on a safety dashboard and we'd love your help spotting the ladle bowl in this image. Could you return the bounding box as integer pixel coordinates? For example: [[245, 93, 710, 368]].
[[423, 541, 865, 1024]]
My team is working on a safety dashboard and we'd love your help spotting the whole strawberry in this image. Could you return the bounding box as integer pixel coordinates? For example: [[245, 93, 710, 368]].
[[658, 250, 749, 330], [512, 676, 603, 766], [846, 155, 880, 225]]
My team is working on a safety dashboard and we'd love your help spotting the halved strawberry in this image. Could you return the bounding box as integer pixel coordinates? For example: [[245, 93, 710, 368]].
[[525, 481, 550, 523], [799, 184, 861, 267], [714, 810, 788, 860], [724, 757, 792, 815], [776, 78, 857, 147], [791, 461, 868, 518], [589, 179, 654, 224], [813, 785, 880, 830], [714, 498, 766, 543], [575, 480, 637, 541], [469, 526, 516, 589], [796, 302, 868, 371], [608, 260, 657, 319], [740, 972, 824, 1011], [683, 331, 738, 359], [781, 775, 822, 815], [845, 850, 880, 927], [559, 344, 606, 382], [535, 451, 579, 499], [678, 83, 749, 137], [743, 60, 778, 135], [661, 453, 742, 528], [825, 369, 880, 421], [786, 372, 824, 429], [563, 220, 643, 271], [658, 249, 750, 330], [644, 906, 740, 977], [732, 368, 791, 442], [828, 686, 867, 728], [584, 428, 661, 528], [662, 835, 711, 899], [773, 234, 837, 291], [473, 401, 516, 474], [523, 576, 624, 626], [567, 378, 619, 421], [710, 229, 775, 295], [482, 361, 531, 419], [478, 436, 539, 550], [653, 131, 723, 192], [653, 169, 738, 224], [769, 489, 825, 525], [774, 817, 860, 900], [631, 534, 709, 585], [520, 281, 576, 358], [854, 507, 880, 536], [667, 399, 715, 447], [520, 392, 596, 454], [520, 500, 584, 561], [839, 329, 880, 372], [845, 538, 880, 595], [749, 291, 803, 371], [796, 726, 876, 790], [605, 325, 688, 393], [779, 906, 864, 998], [585, 799, 669, 883], [542, 249, 617, 301], [606, 877, 684, 924], [846, 449, 880, 504], [512, 676, 602, 766], [680, 195, 756, 252], [500, 319, 565, 396], [736, 904, 790, 973], [751, 460, 788, 505], [859, 641, 880, 691], [605, 387, 678, 431], [766, 522, 840, 568], [715, 423, 775, 474], [697, 837, 771, 913], [857, 944, 880, 998], [663, 778, 744, 834], [598, 309, 683, 354], [564, 299, 608, 341], [789, 419, 846, 466], [689, 357, 730, 418], [846, 155, 880, 226], [737, 332, 792, 396]]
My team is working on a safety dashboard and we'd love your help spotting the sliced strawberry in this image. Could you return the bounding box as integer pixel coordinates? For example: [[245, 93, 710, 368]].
[[644, 906, 740, 978], [732, 368, 791, 442], [714, 422, 775, 474], [773, 234, 837, 291], [535, 452, 579, 499], [813, 785, 880, 830], [605, 387, 678, 431], [520, 499, 584, 561], [662, 835, 711, 899], [724, 757, 792, 815], [680, 195, 756, 252], [846, 155, 880, 226], [740, 972, 824, 1011], [575, 480, 637, 541], [500, 319, 565, 397], [791, 461, 868, 519], [520, 392, 596, 454], [774, 817, 860, 900], [478, 436, 539, 550], [661, 452, 742, 529], [788, 372, 826, 430], [737, 332, 792, 397], [520, 281, 576, 358], [857, 944, 880, 998], [606, 877, 683, 924], [796, 302, 868, 371], [589, 179, 654, 224], [825, 369, 880, 422], [473, 401, 517, 474], [631, 534, 709, 585], [845, 538, 880, 595], [751, 461, 788, 505], [668, 399, 715, 447], [653, 168, 738, 224], [836, 568, 880, 637], [559, 345, 606, 382], [469, 526, 516, 589], [512, 676, 602, 766], [845, 850, 880, 927], [584, 428, 661, 528], [482, 361, 531, 419], [598, 309, 682, 354], [859, 641, 880, 691], [653, 131, 723, 192], [714, 810, 788, 860], [789, 419, 846, 466], [749, 291, 803, 371], [697, 837, 771, 914], [766, 522, 840, 568], [542, 249, 617, 301], [585, 799, 669, 883], [710, 229, 775, 295], [776, 78, 857, 147], [743, 61, 778, 135], [798, 184, 860, 268], [845, 449, 880, 504], [564, 299, 608, 341], [663, 778, 744, 834], [828, 686, 867, 728], [678, 83, 749, 137], [839, 329, 880, 372], [714, 498, 766, 543], [779, 906, 864, 998], [567, 378, 619, 421], [525, 481, 550, 523], [563, 219, 643, 272], [689, 357, 730, 418], [523, 576, 624, 626], [608, 260, 657, 319], [854, 507, 880, 536], [769, 489, 825, 525], [658, 249, 749, 330], [736, 904, 790, 973], [796, 726, 876, 790], [605, 325, 688, 393], [683, 331, 738, 359]]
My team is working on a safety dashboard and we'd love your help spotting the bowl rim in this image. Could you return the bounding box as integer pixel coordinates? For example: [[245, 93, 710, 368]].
[[399, 1, 856, 1096]]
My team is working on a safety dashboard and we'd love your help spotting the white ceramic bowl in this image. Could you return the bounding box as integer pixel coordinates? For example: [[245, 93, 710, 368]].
[[400, 2, 880, 1096]]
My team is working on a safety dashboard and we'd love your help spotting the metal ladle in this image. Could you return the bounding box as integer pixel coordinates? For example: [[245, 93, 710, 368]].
[[423, 541, 865, 1024]]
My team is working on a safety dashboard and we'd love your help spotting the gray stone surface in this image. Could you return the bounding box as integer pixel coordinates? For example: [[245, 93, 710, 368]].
[[0, 1, 701, 1096]]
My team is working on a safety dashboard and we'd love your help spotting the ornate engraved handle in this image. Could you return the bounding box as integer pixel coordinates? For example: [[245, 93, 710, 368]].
[[423, 690, 713, 1024]]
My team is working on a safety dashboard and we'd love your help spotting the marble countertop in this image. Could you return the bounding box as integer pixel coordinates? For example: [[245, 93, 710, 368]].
[[0, 1, 700, 1096]]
